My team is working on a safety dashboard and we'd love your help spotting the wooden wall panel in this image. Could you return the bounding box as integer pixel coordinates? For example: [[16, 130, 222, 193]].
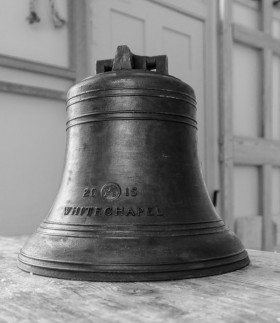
[[218, 0, 234, 229], [220, 0, 279, 250], [272, 167, 280, 217], [235, 216, 262, 250], [272, 55, 280, 140], [0, 67, 72, 92], [232, 44, 262, 137], [232, 1, 260, 30], [272, 18, 280, 39], [111, 10, 145, 55], [233, 166, 260, 218]]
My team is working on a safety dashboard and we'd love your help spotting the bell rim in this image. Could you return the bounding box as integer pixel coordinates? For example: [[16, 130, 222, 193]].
[[17, 251, 250, 282]]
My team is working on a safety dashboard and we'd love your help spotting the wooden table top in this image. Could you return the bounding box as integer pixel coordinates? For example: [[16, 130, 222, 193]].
[[1, 236, 280, 323]]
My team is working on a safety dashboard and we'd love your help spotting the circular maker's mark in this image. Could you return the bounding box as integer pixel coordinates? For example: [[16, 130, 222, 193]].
[[101, 183, 121, 201]]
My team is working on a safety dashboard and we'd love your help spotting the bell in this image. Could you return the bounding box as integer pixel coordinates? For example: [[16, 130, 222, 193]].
[[18, 45, 249, 281]]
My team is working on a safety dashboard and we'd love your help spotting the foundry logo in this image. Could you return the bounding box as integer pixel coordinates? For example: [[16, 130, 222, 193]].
[[101, 183, 121, 201]]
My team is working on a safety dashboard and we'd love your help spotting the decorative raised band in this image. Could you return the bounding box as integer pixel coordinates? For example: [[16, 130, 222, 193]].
[[18, 249, 248, 270], [39, 219, 226, 238], [66, 111, 198, 130], [67, 87, 197, 108]]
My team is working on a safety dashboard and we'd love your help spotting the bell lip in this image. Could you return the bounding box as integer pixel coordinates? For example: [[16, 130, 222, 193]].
[[18, 225, 250, 281], [17, 250, 250, 282], [67, 69, 196, 103]]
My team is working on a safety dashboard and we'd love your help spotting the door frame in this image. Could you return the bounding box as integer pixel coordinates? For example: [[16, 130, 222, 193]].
[[75, 0, 219, 199], [218, 0, 280, 250]]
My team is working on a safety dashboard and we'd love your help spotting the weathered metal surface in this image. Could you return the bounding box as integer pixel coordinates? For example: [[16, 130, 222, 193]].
[[18, 45, 249, 281]]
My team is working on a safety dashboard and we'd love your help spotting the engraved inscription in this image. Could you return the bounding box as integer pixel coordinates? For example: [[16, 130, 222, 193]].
[[64, 206, 164, 217], [105, 207, 113, 216], [83, 188, 97, 197], [125, 187, 137, 197], [64, 207, 72, 215], [83, 188, 90, 197], [83, 184, 138, 199], [101, 183, 121, 201]]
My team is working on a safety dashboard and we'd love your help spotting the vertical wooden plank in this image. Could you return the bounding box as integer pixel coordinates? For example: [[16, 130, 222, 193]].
[[67, 0, 75, 72], [69, 0, 90, 81], [262, 0, 273, 140], [261, 0, 273, 251], [262, 164, 273, 250], [204, 0, 219, 203], [218, 0, 234, 229]]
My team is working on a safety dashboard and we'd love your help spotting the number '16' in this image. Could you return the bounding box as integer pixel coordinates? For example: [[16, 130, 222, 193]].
[[126, 187, 137, 197]]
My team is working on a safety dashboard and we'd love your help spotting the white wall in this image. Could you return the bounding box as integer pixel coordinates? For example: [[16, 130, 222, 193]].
[[0, 0, 69, 66], [0, 0, 70, 235], [0, 94, 66, 235]]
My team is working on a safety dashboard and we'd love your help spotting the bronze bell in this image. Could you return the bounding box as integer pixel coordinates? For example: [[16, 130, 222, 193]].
[[18, 45, 249, 281]]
